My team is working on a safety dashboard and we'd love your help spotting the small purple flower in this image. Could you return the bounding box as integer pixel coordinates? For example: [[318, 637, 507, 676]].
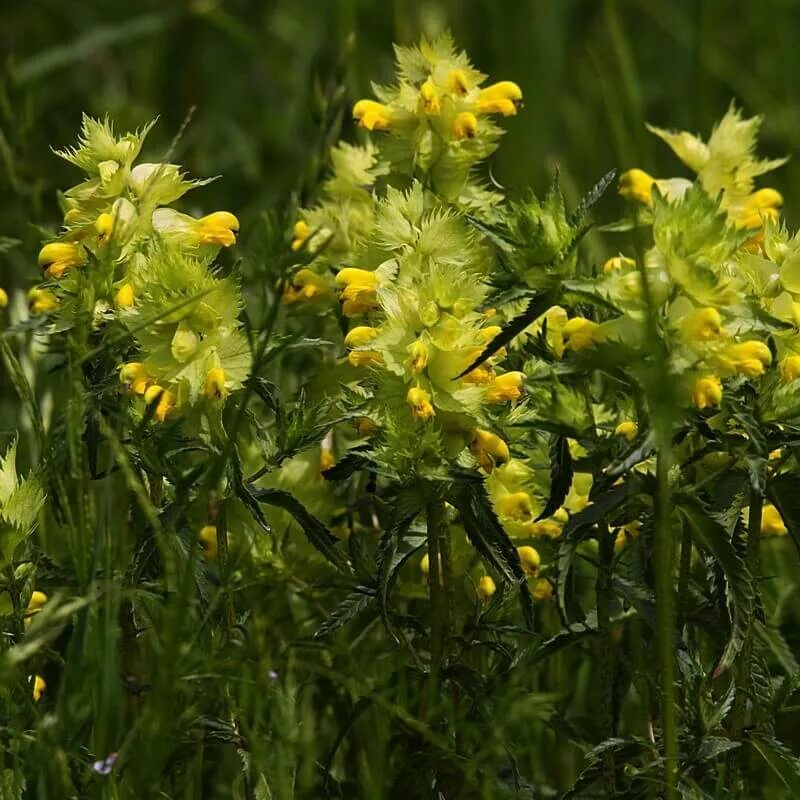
[[92, 752, 118, 775]]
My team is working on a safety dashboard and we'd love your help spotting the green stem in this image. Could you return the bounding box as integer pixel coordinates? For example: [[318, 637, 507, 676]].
[[676, 526, 693, 634], [596, 525, 616, 794], [425, 499, 449, 717], [727, 489, 763, 784], [654, 449, 678, 799]]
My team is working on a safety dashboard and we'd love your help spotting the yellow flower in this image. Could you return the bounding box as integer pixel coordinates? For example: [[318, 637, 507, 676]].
[[95, 212, 115, 243], [781, 355, 800, 382], [348, 350, 382, 367], [533, 578, 553, 602], [470, 429, 510, 473], [682, 307, 725, 342], [28, 288, 58, 315], [477, 81, 523, 115], [618, 168, 656, 205], [115, 283, 135, 308], [735, 188, 783, 229], [344, 326, 379, 348], [517, 545, 540, 577], [205, 367, 227, 400], [407, 386, 435, 422], [198, 525, 218, 560], [419, 77, 440, 115], [353, 99, 392, 131], [319, 446, 335, 473], [614, 521, 641, 552], [195, 211, 239, 247], [0, 288, 7, 309], [496, 491, 534, 522], [446, 69, 470, 96], [120, 362, 151, 395], [477, 575, 497, 603], [692, 375, 722, 410], [602, 255, 636, 274], [420, 553, 430, 577], [724, 340, 772, 377], [335, 268, 379, 316], [563, 317, 601, 352], [407, 340, 429, 373], [462, 365, 494, 385], [452, 111, 478, 140], [32, 675, 46, 703], [761, 504, 787, 536], [485, 371, 525, 403], [553, 507, 569, 523], [25, 590, 48, 628], [291, 220, 311, 251], [283, 269, 329, 303], [37, 241, 87, 279], [769, 448, 783, 461], [614, 421, 638, 441], [528, 519, 562, 538], [144, 385, 175, 422]]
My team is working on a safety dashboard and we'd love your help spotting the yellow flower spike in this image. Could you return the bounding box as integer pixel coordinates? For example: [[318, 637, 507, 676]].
[[144, 385, 175, 422], [446, 68, 470, 96], [407, 340, 429, 373], [115, 283, 135, 309], [615, 421, 638, 441], [352, 99, 392, 131], [205, 367, 227, 400], [562, 317, 601, 352], [470, 429, 510, 473], [347, 350, 382, 367], [692, 375, 723, 411], [37, 241, 87, 279], [682, 307, 725, 342], [0, 288, 7, 309], [726, 340, 772, 377], [485, 371, 525, 403], [781, 355, 800, 382], [452, 111, 478, 140], [419, 77, 441, 115], [477, 81, 523, 115], [602, 256, 636, 274], [28, 288, 58, 315], [618, 168, 656, 206], [291, 220, 311, 251], [761, 504, 787, 536], [32, 675, 46, 703], [195, 211, 239, 247], [533, 578, 554, 602], [496, 491, 534, 522], [95, 212, 115, 243], [477, 575, 497, 603], [344, 326, 379, 348], [319, 446, 335, 473], [120, 362, 151, 395], [406, 386, 435, 422], [517, 545, 541, 577], [198, 525, 218, 560]]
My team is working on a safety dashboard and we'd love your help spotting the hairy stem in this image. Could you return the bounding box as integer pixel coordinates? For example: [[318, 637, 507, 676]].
[[654, 449, 678, 799], [596, 525, 617, 794], [426, 499, 450, 717]]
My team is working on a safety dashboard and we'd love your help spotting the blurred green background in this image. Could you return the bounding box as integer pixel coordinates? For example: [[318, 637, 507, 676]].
[[3, 0, 800, 282]]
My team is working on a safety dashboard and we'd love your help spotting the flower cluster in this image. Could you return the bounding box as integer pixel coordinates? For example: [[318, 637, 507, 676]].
[[31, 116, 249, 424]]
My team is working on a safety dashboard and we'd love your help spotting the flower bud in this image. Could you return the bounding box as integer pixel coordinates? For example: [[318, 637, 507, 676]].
[[291, 219, 311, 251], [205, 367, 227, 399], [619, 168, 656, 205], [32, 675, 46, 703], [407, 340, 429, 373], [485, 371, 525, 403], [352, 100, 391, 131], [452, 112, 478, 139], [477, 575, 497, 603], [419, 77, 440, 115], [195, 211, 239, 247], [781, 355, 800, 382], [446, 69, 469, 96], [37, 242, 87, 279], [692, 375, 722, 410], [614, 421, 638, 441], [344, 326, 379, 348], [120, 362, 151, 395], [407, 386, 435, 421], [198, 525, 218, 560], [95, 212, 115, 242], [761, 504, 787, 536], [470, 429, 510, 472], [115, 283, 135, 309], [0, 288, 7, 309]]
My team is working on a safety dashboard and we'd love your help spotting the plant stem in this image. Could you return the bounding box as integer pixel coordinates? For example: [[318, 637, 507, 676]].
[[654, 448, 678, 799], [676, 526, 693, 634], [596, 525, 616, 794], [727, 488, 763, 784], [425, 499, 450, 717]]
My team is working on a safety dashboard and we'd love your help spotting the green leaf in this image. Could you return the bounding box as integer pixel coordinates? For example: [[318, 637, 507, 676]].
[[676, 496, 754, 675], [535, 435, 572, 521], [252, 486, 347, 570], [314, 587, 375, 639], [749, 734, 800, 794], [569, 168, 616, 226]]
